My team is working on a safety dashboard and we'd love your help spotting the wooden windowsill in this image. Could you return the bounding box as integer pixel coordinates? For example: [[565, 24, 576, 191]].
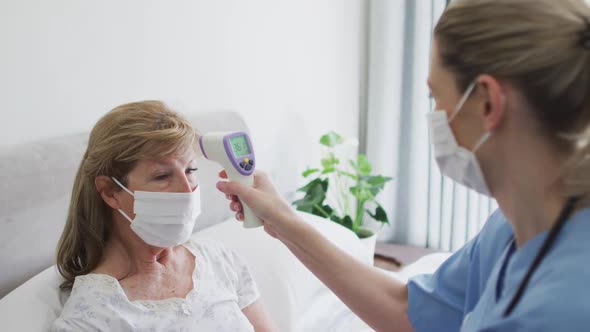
[[374, 242, 440, 272]]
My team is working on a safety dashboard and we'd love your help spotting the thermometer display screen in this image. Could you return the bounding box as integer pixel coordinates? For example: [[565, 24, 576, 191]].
[[229, 135, 251, 157]]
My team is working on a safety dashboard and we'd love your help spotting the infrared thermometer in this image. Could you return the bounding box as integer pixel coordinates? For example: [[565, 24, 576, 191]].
[[199, 131, 263, 228]]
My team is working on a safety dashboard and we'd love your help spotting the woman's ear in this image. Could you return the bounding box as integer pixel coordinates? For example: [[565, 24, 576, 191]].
[[95, 176, 122, 209], [477, 74, 507, 132]]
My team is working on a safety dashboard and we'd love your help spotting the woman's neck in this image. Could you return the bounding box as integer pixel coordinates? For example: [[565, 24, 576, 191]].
[[490, 134, 569, 247], [97, 219, 176, 279], [496, 186, 566, 247]]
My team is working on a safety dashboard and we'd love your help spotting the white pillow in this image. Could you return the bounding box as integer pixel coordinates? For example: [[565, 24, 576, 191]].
[[0, 265, 66, 332], [0, 211, 371, 332]]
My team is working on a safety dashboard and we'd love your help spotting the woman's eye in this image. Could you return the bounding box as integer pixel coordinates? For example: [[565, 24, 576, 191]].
[[186, 168, 198, 174], [154, 174, 170, 181]]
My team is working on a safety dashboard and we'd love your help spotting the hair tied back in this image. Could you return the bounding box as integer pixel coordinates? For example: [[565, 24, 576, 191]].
[[580, 17, 590, 49]]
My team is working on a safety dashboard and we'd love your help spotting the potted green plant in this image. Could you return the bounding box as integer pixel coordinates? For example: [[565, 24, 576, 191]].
[[292, 131, 392, 256]]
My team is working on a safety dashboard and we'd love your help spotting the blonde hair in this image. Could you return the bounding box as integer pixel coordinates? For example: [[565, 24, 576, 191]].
[[435, 0, 590, 198], [56, 101, 198, 289]]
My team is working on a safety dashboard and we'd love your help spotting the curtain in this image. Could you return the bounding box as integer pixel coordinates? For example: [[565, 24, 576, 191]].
[[364, 0, 497, 251]]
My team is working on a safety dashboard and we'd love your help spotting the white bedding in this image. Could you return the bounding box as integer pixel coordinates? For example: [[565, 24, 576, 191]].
[[0, 212, 365, 331], [0, 211, 450, 331]]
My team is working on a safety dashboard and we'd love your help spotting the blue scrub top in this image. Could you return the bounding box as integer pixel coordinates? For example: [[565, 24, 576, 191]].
[[407, 208, 590, 332]]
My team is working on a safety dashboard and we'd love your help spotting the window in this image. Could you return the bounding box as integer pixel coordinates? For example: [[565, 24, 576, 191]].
[[365, 0, 497, 251]]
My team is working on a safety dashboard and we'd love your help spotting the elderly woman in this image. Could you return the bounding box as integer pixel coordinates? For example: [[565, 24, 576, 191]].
[[51, 101, 275, 331]]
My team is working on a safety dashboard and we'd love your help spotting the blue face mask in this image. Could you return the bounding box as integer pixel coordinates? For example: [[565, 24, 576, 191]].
[[426, 82, 492, 196]]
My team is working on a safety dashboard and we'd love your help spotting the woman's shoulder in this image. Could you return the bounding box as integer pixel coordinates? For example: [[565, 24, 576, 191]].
[[69, 273, 122, 296], [63, 274, 127, 311], [515, 209, 590, 330], [547, 207, 590, 270], [53, 274, 129, 331], [520, 270, 590, 331]]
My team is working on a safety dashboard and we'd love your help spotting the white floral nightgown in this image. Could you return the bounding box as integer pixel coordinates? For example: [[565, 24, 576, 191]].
[[51, 239, 259, 331]]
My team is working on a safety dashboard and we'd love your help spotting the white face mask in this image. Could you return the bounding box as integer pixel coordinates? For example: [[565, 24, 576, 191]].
[[426, 81, 492, 196], [111, 177, 201, 248]]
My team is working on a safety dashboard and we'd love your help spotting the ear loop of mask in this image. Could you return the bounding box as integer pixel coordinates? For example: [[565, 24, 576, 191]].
[[111, 177, 135, 223], [473, 132, 492, 153], [448, 81, 477, 122], [111, 177, 134, 196], [447, 81, 491, 153]]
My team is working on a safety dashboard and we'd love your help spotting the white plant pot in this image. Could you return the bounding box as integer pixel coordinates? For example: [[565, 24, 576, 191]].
[[359, 233, 377, 265]]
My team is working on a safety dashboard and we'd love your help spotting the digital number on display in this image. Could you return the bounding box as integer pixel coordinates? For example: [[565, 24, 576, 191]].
[[230, 135, 251, 157]]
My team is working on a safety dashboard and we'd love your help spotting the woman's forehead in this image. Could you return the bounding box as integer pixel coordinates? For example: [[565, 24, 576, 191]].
[[137, 151, 198, 169]]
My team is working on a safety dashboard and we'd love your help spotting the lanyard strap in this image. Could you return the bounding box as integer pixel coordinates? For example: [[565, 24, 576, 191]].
[[503, 196, 580, 317]]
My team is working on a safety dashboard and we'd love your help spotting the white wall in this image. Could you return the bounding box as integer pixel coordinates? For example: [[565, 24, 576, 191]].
[[0, 0, 363, 179]]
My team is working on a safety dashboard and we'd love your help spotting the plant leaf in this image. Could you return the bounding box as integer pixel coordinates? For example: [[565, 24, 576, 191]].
[[364, 175, 393, 195], [350, 186, 375, 202], [296, 178, 328, 193], [312, 204, 334, 218], [321, 166, 335, 174], [293, 180, 327, 210], [337, 169, 357, 180], [355, 227, 374, 239], [341, 215, 354, 230], [367, 175, 393, 186], [294, 202, 313, 213], [319, 131, 344, 147], [367, 205, 389, 224], [302, 168, 320, 178], [321, 153, 340, 169], [330, 215, 342, 224], [357, 154, 372, 175]]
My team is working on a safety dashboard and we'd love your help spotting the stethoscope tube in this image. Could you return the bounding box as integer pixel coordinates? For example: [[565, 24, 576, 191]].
[[503, 196, 580, 317]]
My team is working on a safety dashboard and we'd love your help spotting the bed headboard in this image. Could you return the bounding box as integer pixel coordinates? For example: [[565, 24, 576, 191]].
[[0, 110, 300, 298]]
